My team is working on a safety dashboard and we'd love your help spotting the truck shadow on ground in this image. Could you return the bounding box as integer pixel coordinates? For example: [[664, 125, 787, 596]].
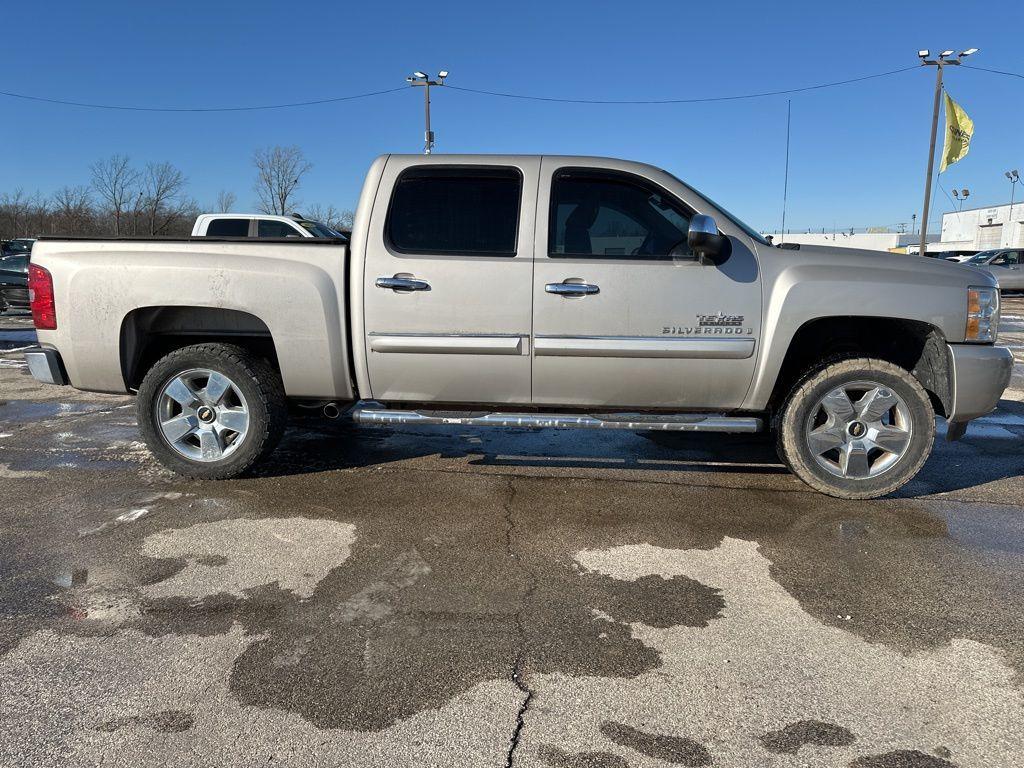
[[257, 401, 1024, 497], [260, 416, 792, 480]]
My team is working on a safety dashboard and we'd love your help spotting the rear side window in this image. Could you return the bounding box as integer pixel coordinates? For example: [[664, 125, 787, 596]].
[[386, 167, 521, 256], [258, 220, 303, 238], [205, 218, 249, 237]]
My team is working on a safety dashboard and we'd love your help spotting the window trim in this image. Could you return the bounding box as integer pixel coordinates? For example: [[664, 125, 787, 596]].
[[384, 164, 524, 258], [547, 167, 698, 261]]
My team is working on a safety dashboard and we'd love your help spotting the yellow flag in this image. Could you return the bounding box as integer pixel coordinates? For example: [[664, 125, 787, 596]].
[[940, 92, 973, 172]]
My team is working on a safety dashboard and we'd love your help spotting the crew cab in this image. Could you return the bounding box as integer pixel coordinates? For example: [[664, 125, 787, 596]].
[[23, 155, 1012, 498], [192, 213, 344, 239]]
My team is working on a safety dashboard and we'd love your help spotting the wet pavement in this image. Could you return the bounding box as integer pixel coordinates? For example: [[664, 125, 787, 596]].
[[1, 303, 1023, 767]]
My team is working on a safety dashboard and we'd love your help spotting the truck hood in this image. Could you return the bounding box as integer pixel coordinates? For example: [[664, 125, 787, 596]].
[[773, 243, 998, 290]]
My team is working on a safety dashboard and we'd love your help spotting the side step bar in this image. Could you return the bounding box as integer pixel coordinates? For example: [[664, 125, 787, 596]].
[[350, 402, 763, 433]]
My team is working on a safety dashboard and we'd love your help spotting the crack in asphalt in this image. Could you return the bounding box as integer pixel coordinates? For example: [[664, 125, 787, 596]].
[[502, 476, 538, 768]]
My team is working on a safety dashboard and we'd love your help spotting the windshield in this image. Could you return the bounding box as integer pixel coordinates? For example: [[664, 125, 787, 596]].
[[968, 250, 998, 264], [664, 173, 771, 246], [1, 240, 33, 257], [297, 220, 344, 238]]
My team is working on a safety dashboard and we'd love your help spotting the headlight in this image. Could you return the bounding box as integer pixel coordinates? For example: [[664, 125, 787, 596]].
[[965, 285, 999, 343]]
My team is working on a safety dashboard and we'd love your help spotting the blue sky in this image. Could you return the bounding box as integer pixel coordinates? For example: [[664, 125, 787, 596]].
[[2, 0, 1022, 233]]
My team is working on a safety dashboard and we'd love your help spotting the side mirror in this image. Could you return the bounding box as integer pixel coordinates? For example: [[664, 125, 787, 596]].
[[687, 214, 731, 265]]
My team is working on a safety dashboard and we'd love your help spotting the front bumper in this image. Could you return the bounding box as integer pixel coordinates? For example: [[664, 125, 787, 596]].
[[946, 343, 1013, 437], [24, 347, 69, 386]]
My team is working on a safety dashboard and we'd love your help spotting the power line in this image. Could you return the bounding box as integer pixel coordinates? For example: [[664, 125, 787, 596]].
[[0, 65, 920, 113], [0, 86, 407, 112], [962, 63, 1024, 80], [444, 65, 919, 104]]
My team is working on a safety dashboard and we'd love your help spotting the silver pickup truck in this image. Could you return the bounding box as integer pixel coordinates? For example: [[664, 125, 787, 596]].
[[24, 154, 1012, 498]]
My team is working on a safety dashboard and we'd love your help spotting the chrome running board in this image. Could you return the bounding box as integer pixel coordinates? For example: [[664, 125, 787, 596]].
[[351, 402, 762, 433]]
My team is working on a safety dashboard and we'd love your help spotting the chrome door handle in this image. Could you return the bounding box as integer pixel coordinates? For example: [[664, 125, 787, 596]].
[[376, 276, 431, 291], [546, 282, 600, 296]]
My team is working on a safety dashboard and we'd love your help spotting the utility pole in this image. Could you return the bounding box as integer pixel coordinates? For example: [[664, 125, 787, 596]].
[[916, 48, 977, 256], [1007, 170, 1021, 231], [406, 70, 449, 154]]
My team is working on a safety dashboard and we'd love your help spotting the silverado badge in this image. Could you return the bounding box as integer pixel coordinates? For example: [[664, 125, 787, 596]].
[[663, 312, 752, 336]]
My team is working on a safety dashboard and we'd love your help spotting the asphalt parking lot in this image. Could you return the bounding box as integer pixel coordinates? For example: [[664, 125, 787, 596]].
[[2, 302, 1023, 768]]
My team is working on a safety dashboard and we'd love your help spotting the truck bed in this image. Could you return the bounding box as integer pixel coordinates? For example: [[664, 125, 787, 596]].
[[30, 238, 354, 400]]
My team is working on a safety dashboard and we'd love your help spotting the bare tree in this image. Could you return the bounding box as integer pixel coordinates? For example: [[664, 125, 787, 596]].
[[306, 203, 355, 232], [141, 162, 190, 235], [215, 190, 237, 213], [90, 155, 140, 235], [252, 145, 312, 215], [0, 189, 49, 238], [51, 186, 95, 235]]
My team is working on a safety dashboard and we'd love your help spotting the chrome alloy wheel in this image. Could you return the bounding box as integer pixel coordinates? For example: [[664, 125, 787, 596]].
[[804, 380, 913, 479], [155, 369, 250, 462]]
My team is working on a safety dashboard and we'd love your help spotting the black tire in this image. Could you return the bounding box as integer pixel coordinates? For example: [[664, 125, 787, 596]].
[[777, 358, 934, 499], [137, 343, 287, 479]]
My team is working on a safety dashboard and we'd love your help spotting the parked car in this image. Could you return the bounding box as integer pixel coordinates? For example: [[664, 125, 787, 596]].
[[192, 213, 346, 240], [23, 154, 1011, 499], [0, 254, 30, 312], [962, 249, 1024, 293], [941, 250, 980, 263]]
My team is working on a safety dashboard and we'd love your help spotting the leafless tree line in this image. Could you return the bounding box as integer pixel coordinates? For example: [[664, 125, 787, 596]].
[[1, 145, 354, 240]]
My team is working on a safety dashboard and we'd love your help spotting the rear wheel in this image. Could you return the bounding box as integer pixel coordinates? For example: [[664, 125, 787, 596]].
[[777, 358, 934, 499], [137, 343, 286, 479]]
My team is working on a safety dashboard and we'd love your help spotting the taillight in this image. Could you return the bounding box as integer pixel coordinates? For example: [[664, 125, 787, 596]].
[[28, 264, 57, 330]]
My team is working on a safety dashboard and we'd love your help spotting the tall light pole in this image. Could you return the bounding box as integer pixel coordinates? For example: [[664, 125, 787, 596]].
[[917, 47, 977, 256], [406, 70, 449, 154], [1007, 170, 1021, 227], [952, 187, 970, 212]]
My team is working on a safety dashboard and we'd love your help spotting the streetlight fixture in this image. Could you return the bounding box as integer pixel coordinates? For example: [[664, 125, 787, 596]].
[[406, 70, 450, 154], [916, 46, 978, 255], [952, 187, 970, 211]]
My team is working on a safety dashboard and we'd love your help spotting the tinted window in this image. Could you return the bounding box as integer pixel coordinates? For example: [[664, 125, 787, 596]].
[[549, 170, 692, 259], [258, 220, 303, 238], [205, 218, 249, 237], [387, 167, 521, 256]]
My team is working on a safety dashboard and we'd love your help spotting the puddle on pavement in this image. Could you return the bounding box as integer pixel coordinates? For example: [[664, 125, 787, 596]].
[[0, 399, 110, 426]]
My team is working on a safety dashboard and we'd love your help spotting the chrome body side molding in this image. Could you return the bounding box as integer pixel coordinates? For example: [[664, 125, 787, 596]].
[[369, 334, 526, 355], [533, 335, 755, 359]]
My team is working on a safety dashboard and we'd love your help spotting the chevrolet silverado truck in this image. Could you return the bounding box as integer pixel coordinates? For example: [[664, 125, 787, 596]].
[[23, 155, 1012, 498]]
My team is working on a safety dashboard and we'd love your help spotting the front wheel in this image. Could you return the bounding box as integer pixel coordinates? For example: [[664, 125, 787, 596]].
[[777, 358, 935, 499], [137, 343, 287, 479]]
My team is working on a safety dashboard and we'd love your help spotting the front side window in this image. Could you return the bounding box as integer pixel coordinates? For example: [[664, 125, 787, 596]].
[[205, 218, 249, 237], [386, 167, 521, 256], [258, 220, 303, 238], [549, 170, 692, 259]]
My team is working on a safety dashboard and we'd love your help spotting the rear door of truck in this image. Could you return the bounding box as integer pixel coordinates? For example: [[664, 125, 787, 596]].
[[361, 156, 539, 404]]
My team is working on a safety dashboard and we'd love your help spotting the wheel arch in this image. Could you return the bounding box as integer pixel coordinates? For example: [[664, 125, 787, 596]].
[[764, 316, 951, 419], [120, 306, 279, 390]]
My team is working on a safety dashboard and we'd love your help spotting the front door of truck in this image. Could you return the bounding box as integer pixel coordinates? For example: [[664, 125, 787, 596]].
[[362, 157, 538, 404], [531, 160, 763, 410]]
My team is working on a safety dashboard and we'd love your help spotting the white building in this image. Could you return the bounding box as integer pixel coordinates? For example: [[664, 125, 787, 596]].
[[761, 231, 937, 253], [937, 201, 1024, 252]]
